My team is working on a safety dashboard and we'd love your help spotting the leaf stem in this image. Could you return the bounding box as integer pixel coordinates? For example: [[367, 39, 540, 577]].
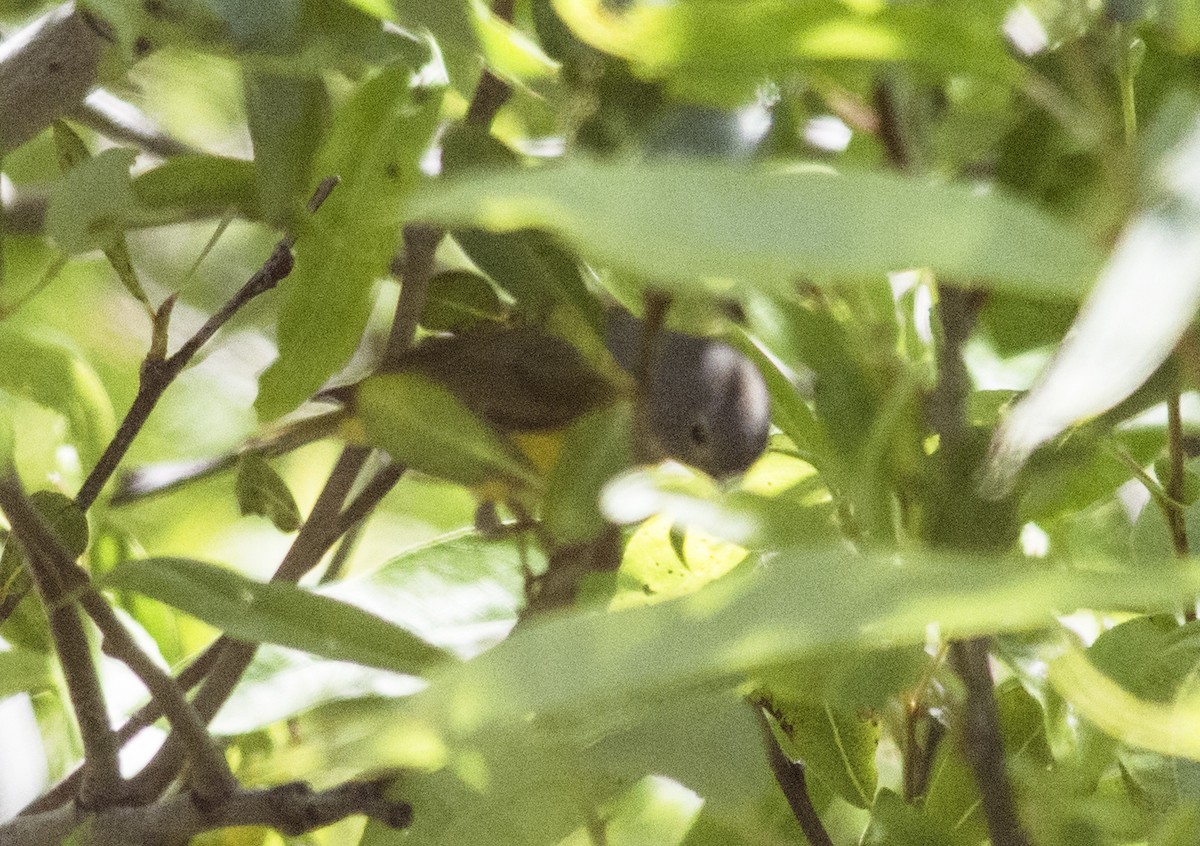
[[756, 706, 834, 846]]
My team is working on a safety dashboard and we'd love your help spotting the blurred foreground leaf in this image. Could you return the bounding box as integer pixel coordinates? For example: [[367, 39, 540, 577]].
[[408, 162, 1103, 299]]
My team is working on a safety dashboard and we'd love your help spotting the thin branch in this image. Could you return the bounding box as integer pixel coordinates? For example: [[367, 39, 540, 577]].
[[0, 475, 236, 803], [0, 476, 124, 809], [384, 224, 442, 366], [74, 176, 338, 509], [384, 0, 516, 364], [0, 3, 106, 156], [948, 639, 1030, 846], [756, 707, 834, 846], [4, 778, 411, 846], [463, 0, 515, 128], [1166, 382, 1195, 621], [125, 446, 374, 801]]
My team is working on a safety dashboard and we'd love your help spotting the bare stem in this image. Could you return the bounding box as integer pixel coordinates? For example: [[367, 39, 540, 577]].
[[756, 706, 834, 846], [74, 176, 338, 510], [0, 476, 123, 808], [5, 778, 411, 846], [948, 639, 1029, 846]]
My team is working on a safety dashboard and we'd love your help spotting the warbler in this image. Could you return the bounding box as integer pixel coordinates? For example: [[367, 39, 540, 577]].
[[112, 309, 771, 504]]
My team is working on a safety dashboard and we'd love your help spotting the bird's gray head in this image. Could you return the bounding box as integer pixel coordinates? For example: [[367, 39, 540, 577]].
[[606, 308, 771, 478]]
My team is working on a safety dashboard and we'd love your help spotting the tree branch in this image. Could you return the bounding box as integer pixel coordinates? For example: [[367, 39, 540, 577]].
[[0, 3, 106, 156], [0, 475, 236, 804], [5, 779, 411, 846], [74, 176, 338, 510], [0, 476, 123, 808], [756, 707, 834, 846], [948, 639, 1029, 846]]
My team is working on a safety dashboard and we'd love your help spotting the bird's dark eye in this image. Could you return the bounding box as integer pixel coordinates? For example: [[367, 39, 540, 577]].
[[690, 419, 710, 446]]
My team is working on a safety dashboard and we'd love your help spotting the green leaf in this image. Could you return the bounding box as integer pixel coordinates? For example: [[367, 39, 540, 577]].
[[355, 373, 540, 492], [408, 162, 1102, 300], [863, 789, 959, 846], [104, 557, 451, 674], [234, 454, 302, 532], [255, 67, 444, 420], [420, 270, 507, 331], [132, 155, 260, 222], [50, 120, 91, 172], [0, 328, 115, 466], [0, 646, 52, 698], [45, 148, 145, 255], [409, 548, 1200, 738], [552, 0, 1018, 102], [543, 403, 633, 545], [766, 697, 879, 809], [243, 69, 330, 226], [341, 0, 393, 19], [320, 529, 530, 657]]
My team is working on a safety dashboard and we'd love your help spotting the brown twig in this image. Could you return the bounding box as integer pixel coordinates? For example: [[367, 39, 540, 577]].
[[124, 446, 372, 801], [5, 778, 411, 846], [756, 706, 834, 846], [384, 224, 442, 367], [74, 176, 338, 510], [948, 639, 1030, 846], [384, 0, 516, 365], [0, 475, 123, 809], [0, 475, 236, 803], [1165, 383, 1194, 619]]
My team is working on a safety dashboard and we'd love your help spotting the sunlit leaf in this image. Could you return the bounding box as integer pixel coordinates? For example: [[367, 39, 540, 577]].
[[408, 162, 1102, 299], [0, 328, 115, 466], [410, 548, 1200, 737], [256, 67, 444, 419], [1050, 644, 1200, 761], [105, 557, 451, 674]]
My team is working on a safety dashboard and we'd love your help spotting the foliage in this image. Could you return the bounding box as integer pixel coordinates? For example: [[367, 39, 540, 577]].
[[3, 0, 1200, 844]]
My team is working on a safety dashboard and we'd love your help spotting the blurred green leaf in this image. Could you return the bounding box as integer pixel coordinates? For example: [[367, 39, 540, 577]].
[[45, 148, 146, 255], [420, 270, 507, 331], [766, 697, 879, 809], [341, 0, 393, 19], [863, 789, 959, 846], [543, 403, 633, 545], [320, 529, 529, 657], [256, 66, 443, 420], [243, 69, 330, 226], [552, 0, 1018, 103], [0, 646, 52, 698], [408, 162, 1103, 300], [105, 557, 451, 674], [132, 155, 260, 221], [410, 548, 1200, 738], [356, 372, 540, 491], [0, 328, 115, 466], [234, 453, 301, 532]]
